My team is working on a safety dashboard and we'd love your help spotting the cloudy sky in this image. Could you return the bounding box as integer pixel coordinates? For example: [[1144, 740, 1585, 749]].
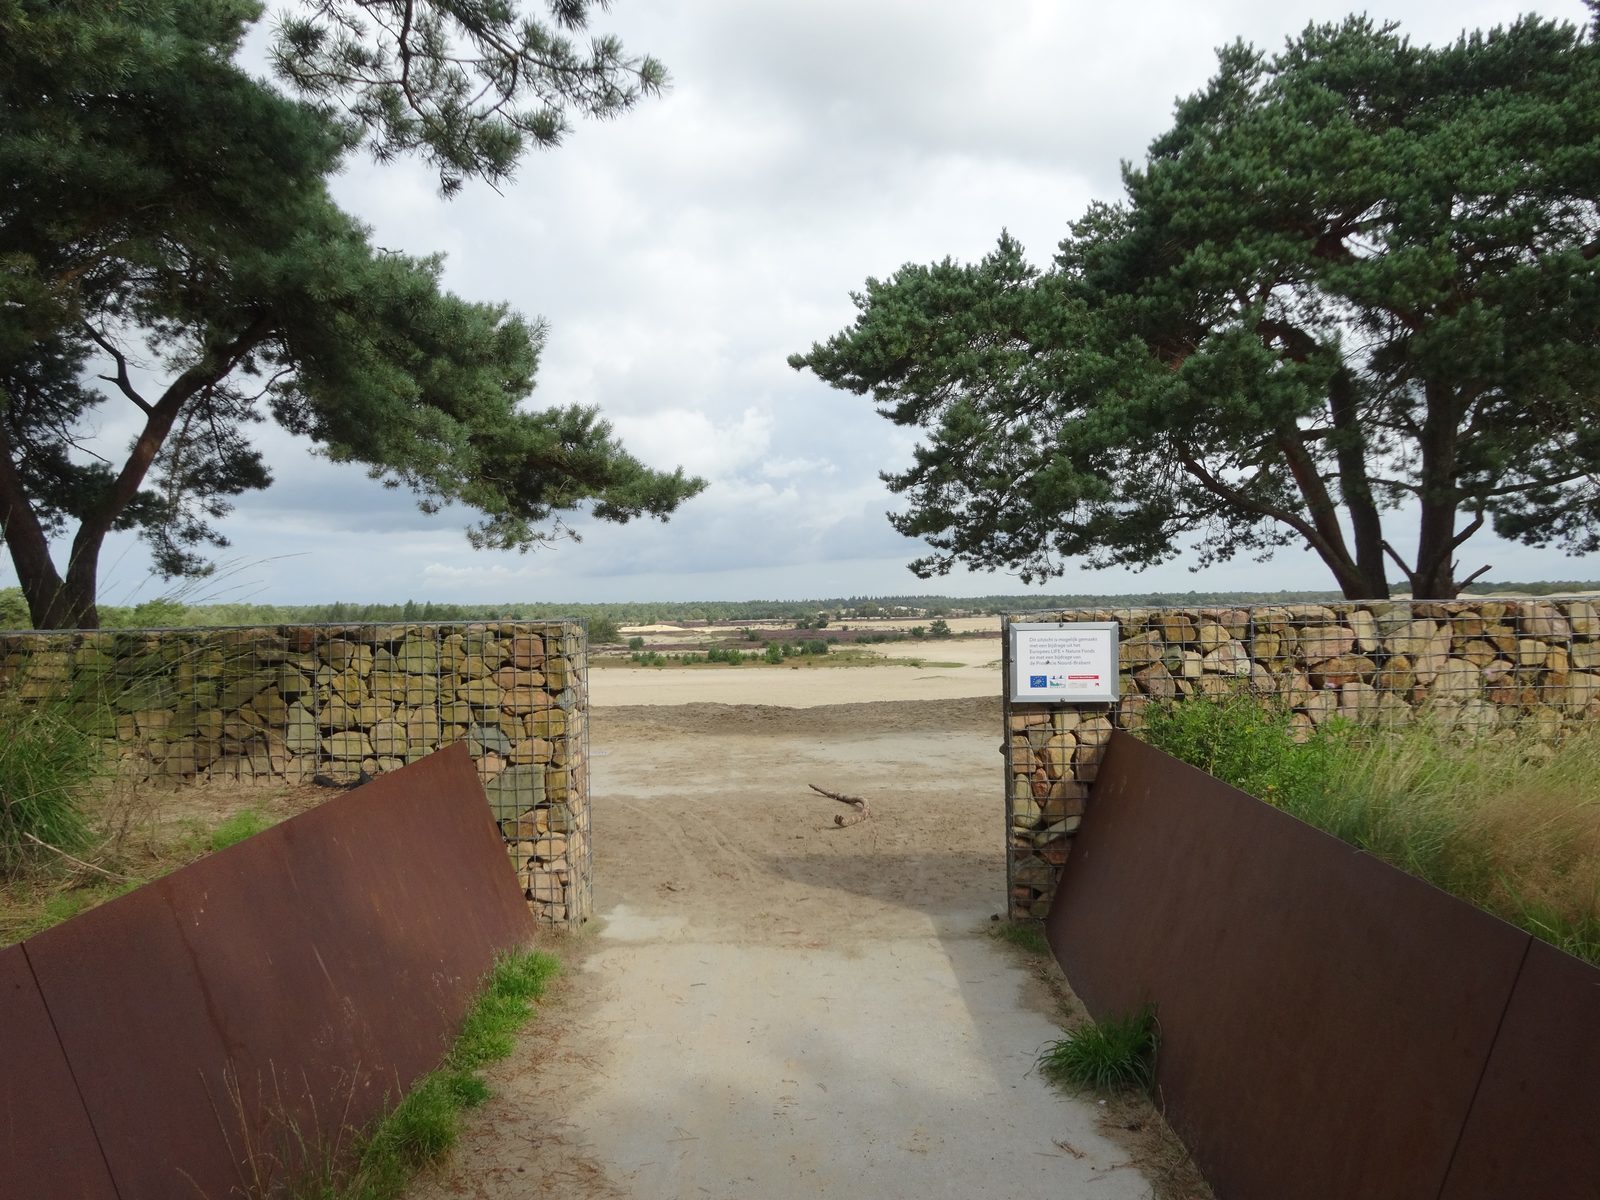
[[34, 0, 1600, 606]]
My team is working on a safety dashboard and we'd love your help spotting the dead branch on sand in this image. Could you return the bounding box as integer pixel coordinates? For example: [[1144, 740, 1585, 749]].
[[808, 783, 871, 828]]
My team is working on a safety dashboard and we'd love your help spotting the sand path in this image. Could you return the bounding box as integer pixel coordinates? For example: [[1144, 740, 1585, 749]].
[[408, 696, 1152, 1199]]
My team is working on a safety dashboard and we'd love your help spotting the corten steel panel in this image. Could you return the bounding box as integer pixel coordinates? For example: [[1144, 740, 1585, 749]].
[[1046, 732, 1530, 1200], [1440, 938, 1600, 1200], [25, 743, 533, 1200], [0, 943, 120, 1200]]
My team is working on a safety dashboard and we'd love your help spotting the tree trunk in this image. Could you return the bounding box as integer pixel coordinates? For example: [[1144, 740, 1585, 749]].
[[1275, 433, 1373, 600], [1412, 381, 1461, 599], [0, 423, 93, 627], [1327, 369, 1390, 599]]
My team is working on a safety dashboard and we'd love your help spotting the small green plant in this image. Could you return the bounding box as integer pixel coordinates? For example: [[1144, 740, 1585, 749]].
[[257, 949, 559, 1199], [210, 809, 271, 851], [929, 618, 952, 638], [1038, 1006, 1157, 1094], [626, 636, 645, 651], [993, 920, 1051, 956], [763, 643, 783, 665], [1139, 688, 1343, 813]]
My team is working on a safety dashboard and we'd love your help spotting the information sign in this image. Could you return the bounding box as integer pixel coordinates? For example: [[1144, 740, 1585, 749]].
[[1008, 621, 1119, 704]]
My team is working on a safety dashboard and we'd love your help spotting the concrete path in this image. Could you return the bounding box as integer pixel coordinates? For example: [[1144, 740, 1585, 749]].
[[413, 698, 1153, 1199]]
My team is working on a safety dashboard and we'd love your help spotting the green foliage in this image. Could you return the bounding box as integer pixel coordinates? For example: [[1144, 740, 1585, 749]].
[[1139, 690, 1344, 813], [626, 636, 645, 651], [0, 589, 30, 629], [0, 688, 96, 868], [1038, 1007, 1157, 1094], [275, 950, 557, 1199], [209, 809, 271, 852], [763, 643, 784, 665], [271, 0, 667, 195], [0, 0, 701, 629], [585, 615, 621, 645], [908, 626, 926, 639], [792, 14, 1600, 600], [928, 618, 952, 638], [100, 599, 191, 630]]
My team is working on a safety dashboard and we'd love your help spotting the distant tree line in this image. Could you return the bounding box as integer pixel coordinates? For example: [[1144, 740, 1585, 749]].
[[2, 583, 1595, 631]]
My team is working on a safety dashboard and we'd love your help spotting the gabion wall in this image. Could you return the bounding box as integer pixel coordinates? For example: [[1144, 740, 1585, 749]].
[[1005, 598, 1600, 920], [0, 622, 590, 925]]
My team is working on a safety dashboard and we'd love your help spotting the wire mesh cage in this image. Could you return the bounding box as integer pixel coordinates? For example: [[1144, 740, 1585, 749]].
[[1004, 598, 1600, 919], [0, 620, 592, 925]]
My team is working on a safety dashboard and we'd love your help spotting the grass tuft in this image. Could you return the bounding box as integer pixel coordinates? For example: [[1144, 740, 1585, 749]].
[[209, 808, 271, 851], [1038, 1006, 1157, 1094], [0, 688, 99, 869], [993, 920, 1051, 957], [269, 948, 560, 1200], [1140, 692, 1600, 966]]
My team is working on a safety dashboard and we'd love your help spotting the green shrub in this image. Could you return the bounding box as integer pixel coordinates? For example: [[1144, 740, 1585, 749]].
[[0, 588, 30, 630], [929, 618, 952, 638], [763, 644, 783, 665], [586, 615, 621, 644], [626, 636, 645, 651], [1038, 1007, 1157, 1093], [1138, 688, 1343, 812]]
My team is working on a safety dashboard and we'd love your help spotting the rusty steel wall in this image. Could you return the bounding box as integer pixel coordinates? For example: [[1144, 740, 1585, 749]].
[[17, 744, 533, 1200], [0, 620, 591, 927], [1046, 732, 1534, 1200], [1440, 938, 1600, 1200], [0, 943, 119, 1200]]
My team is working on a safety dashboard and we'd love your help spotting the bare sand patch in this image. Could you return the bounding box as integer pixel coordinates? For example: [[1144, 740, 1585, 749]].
[[589, 658, 1001, 707]]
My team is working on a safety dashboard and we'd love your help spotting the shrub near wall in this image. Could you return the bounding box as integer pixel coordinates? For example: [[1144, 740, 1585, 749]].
[[0, 622, 590, 924], [1005, 598, 1600, 920]]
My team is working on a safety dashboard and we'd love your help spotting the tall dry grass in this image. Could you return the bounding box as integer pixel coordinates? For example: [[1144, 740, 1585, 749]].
[[1140, 694, 1600, 965], [1325, 724, 1600, 963]]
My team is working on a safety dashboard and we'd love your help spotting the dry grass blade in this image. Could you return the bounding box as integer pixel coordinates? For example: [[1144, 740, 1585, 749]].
[[19, 831, 135, 882]]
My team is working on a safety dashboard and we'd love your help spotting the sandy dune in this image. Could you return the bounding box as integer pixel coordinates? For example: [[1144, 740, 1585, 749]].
[[589, 651, 1003, 708]]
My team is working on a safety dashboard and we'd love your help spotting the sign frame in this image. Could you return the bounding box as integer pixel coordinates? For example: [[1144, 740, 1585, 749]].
[[1008, 621, 1120, 704]]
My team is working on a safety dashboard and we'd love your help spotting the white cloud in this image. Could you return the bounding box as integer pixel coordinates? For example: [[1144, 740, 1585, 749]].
[[17, 0, 1600, 606]]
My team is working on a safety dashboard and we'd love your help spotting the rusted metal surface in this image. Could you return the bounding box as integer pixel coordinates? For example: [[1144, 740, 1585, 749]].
[[24, 743, 533, 1200], [0, 943, 120, 1200], [1047, 731, 1529, 1200], [1440, 938, 1600, 1200]]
